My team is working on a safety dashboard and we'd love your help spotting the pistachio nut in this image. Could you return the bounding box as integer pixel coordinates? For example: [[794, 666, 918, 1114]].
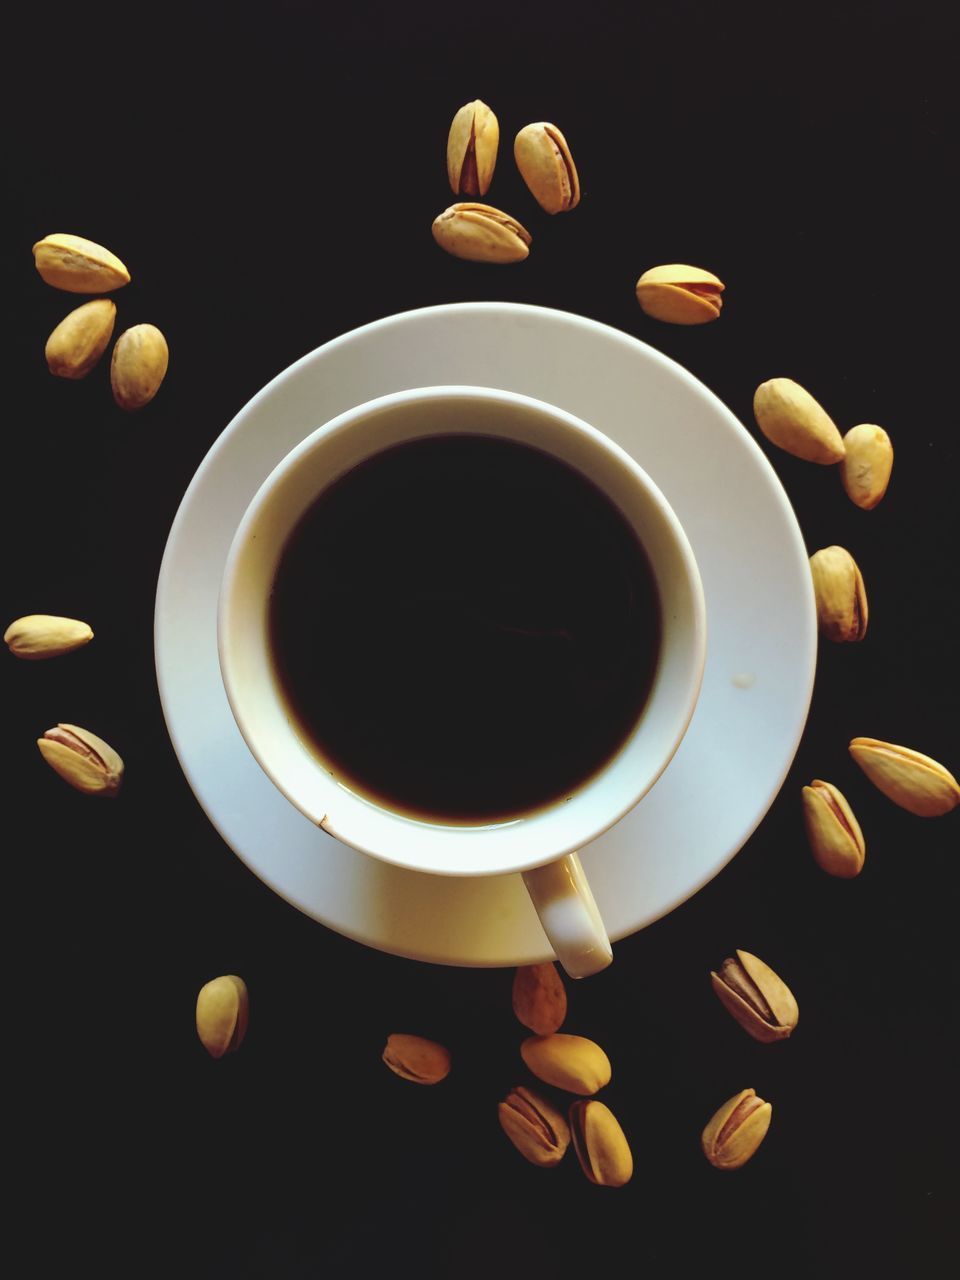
[[33, 233, 130, 293], [710, 950, 799, 1042], [569, 1100, 633, 1187], [809, 546, 868, 642], [802, 779, 866, 877], [498, 1086, 571, 1167], [37, 723, 124, 796], [520, 1033, 611, 1096], [514, 122, 580, 214], [5, 614, 93, 660], [511, 962, 567, 1035], [432, 203, 531, 264], [382, 1033, 451, 1084], [701, 1087, 772, 1170], [849, 738, 960, 817], [635, 264, 724, 325], [196, 975, 249, 1058], [841, 424, 894, 510], [447, 99, 499, 196], [753, 378, 845, 464], [45, 299, 117, 380], [110, 323, 169, 410]]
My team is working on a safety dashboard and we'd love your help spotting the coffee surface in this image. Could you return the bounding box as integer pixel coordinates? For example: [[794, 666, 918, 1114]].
[[269, 433, 661, 823]]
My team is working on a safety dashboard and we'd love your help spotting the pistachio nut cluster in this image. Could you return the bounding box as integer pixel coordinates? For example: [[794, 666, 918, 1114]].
[[33, 232, 169, 409], [809, 546, 868, 643], [196, 975, 249, 1058], [5, 614, 93, 660], [710, 950, 799, 1042], [752, 377, 895, 508], [435, 100, 580, 263]]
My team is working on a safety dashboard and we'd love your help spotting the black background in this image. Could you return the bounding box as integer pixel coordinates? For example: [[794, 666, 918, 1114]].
[[4, 3, 958, 1276]]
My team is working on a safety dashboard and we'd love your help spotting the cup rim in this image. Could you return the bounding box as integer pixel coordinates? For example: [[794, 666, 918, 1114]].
[[218, 384, 706, 877]]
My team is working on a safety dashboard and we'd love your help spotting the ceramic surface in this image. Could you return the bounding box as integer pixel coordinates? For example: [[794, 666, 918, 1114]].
[[155, 303, 816, 966]]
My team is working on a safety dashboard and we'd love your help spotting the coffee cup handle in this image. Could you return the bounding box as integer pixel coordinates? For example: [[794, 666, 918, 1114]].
[[521, 853, 613, 979]]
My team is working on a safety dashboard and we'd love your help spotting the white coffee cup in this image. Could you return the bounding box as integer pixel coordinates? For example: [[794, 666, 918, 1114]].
[[218, 386, 705, 977]]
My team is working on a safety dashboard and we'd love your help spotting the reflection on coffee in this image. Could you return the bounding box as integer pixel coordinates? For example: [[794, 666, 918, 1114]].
[[269, 434, 661, 823]]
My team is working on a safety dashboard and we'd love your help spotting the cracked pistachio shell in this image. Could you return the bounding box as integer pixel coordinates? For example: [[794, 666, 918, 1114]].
[[702, 1088, 772, 1170], [196, 975, 249, 1058], [514, 122, 580, 214], [432, 203, 531, 263], [569, 1100, 633, 1187], [111, 324, 169, 410], [45, 299, 117, 379], [37, 723, 123, 795], [5, 614, 93, 660], [849, 738, 960, 817], [382, 1033, 451, 1084], [635, 264, 724, 325], [498, 1086, 571, 1167], [841, 424, 894, 509], [754, 378, 845, 464], [33, 233, 130, 293], [520, 1033, 611, 1096], [710, 950, 799, 1042], [512, 962, 567, 1035], [447, 99, 499, 196], [802, 780, 866, 877], [810, 546, 868, 642]]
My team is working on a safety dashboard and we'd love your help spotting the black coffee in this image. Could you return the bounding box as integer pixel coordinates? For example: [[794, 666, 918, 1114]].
[[269, 433, 661, 823]]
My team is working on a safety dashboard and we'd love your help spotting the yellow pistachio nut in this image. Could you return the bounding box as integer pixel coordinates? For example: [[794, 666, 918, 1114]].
[[382, 1033, 451, 1084], [110, 323, 169, 410], [37, 723, 124, 796], [569, 1100, 633, 1187], [447, 99, 499, 196], [635, 264, 724, 325], [45, 300, 117, 380], [33, 233, 130, 293], [802, 779, 866, 877], [702, 1088, 772, 1170], [849, 738, 960, 818], [841, 424, 894, 510], [431, 203, 531, 264], [710, 950, 799, 1042], [511, 962, 567, 1035], [196, 975, 249, 1058], [809, 546, 868, 642], [520, 1033, 611, 1096], [514, 122, 580, 214], [753, 378, 845, 464], [498, 1086, 571, 1167], [5, 614, 93, 660]]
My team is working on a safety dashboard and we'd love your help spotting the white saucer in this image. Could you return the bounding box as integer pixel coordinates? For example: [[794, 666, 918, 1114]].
[[155, 303, 815, 967]]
